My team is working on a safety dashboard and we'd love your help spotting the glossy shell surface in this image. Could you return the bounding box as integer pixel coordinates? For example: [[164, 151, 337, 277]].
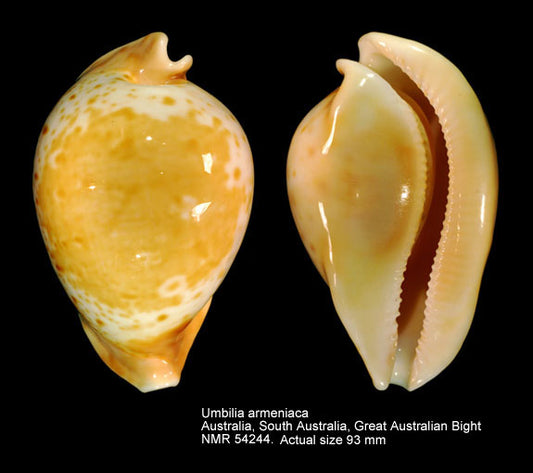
[[287, 32, 497, 390], [33, 33, 254, 392]]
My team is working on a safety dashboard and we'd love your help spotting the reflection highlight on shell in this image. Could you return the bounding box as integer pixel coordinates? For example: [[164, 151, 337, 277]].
[[287, 32, 497, 390], [33, 33, 254, 392]]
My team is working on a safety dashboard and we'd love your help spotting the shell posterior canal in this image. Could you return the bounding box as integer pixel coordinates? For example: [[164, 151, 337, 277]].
[[81, 32, 193, 85]]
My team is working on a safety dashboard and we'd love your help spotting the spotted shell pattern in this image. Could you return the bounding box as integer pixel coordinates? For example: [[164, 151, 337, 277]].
[[33, 33, 254, 392]]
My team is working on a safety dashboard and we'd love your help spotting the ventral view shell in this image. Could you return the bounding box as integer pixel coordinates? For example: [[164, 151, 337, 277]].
[[287, 32, 498, 391]]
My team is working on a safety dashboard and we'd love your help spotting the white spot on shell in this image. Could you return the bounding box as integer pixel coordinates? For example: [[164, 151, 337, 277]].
[[158, 275, 187, 298]]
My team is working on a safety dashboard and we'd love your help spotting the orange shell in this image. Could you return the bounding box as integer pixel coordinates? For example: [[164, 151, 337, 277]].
[[33, 33, 254, 392]]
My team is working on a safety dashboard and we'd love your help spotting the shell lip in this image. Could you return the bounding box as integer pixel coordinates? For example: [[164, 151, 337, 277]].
[[355, 31, 497, 391]]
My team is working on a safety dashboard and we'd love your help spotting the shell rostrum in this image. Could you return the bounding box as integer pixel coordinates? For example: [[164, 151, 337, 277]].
[[287, 32, 497, 391], [33, 33, 254, 392]]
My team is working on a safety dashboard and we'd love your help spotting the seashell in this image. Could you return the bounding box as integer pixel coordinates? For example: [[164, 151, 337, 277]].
[[287, 32, 497, 391], [33, 33, 254, 392]]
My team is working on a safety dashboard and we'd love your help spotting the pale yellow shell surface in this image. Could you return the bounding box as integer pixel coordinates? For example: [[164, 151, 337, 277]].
[[33, 33, 254, 392], [287, 32, 497, 390]]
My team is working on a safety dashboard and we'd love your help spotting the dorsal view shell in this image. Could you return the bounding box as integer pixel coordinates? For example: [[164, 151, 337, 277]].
[[287, 32, 497, 390], [33, 33, 254, 392]]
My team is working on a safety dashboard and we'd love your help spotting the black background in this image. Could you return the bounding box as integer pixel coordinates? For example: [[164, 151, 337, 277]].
[[12, 2, 523, 465]]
